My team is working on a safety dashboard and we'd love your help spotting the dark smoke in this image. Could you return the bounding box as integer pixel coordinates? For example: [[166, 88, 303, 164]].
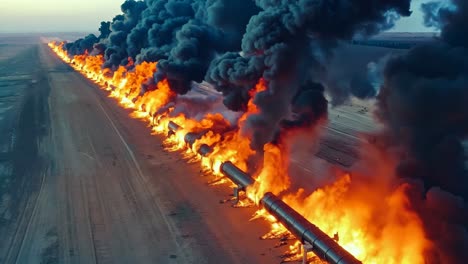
[[378, 0, 468, 200], [154, 20, 226, 94], [58, 0, 468, 261], [102, 0, 147, 68], [280, 81, 328, 130], [65, 34, 99, 56], [98, 0, 258, 94], [205, 52, 264, 111], [318, 41, 404, 106], [131, 0, 195, 64], [98, 21, 112, 39], [421, 1, 443, 28], [376, 0, 468, 261], [62, 0, 411, 150], [63, 0, 259, 90], [154, 0, 260, 94], [207, 0, 411, 150]]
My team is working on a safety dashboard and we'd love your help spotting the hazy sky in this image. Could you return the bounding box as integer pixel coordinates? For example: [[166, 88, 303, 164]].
[[0, 0, 437, 33], [0, 0, 122, 33]]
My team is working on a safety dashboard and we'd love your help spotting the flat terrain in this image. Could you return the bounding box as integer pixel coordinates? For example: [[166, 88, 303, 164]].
[[0, 34, 398, 264], [0, 35, 285, 264]]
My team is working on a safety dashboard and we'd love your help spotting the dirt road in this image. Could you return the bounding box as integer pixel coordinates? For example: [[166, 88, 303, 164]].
[[0, 37, 282, 264]]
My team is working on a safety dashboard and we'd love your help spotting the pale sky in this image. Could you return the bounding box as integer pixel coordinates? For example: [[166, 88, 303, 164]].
[[0, 0, 122, 33], [0, 0, 438, 33]]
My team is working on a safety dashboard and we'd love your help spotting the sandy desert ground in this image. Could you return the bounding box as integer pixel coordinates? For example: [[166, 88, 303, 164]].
[[0, 33, 412, 264]]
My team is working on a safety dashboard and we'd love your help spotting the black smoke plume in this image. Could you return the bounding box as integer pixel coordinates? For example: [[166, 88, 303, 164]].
[[205, 52, 264, 111], [63, 0, 409, 144], [280, 81, 328, 130], [153, 0, 260, 94], [63, 0, 259, 92], [378, 0, 468, 199], [376, 0, 468, 261], [64, 22, 112, 56], [207, 0, 411, 150], [57, 0, 468, 261], [130, 0, 195, 64], [65, 34, 99, 56], [102, 0, 147, 68]]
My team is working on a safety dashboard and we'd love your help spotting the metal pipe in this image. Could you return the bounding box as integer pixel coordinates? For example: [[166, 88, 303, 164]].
[[220, 161, 254, 189], [184, 132, 213, 156], [168, 121, 181, 134], [165, 123, 360, 263], [261, 192, 361, 264], [198, 144, 213, 156], [184, 132, 200, 145]]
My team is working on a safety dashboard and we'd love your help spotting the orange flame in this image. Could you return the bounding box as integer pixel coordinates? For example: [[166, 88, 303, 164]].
[[247, 143, 291, 204], [280, 150, 433, 264], [48, 41, 433, 264]]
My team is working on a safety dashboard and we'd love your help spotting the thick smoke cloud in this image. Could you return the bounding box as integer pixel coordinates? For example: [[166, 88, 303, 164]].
[[98, 21, 112, 39], [154, 0, 260, 94], [59, 0, 468, 261], [207, 0, 411, 150], [64, 0, 259, 89], [64, 0, 410, 143], [64, 21, 112, 56], [378, 0, 468, 199], [65, 34, 99, 56], [109, 0, 258, 94], [378, 43, 468, 198], [206, 52, 264, 111], [376, 0, 468, 261], [131, 0, 195, 64], [421, 1, 443, 28], [280, 81, 328, 130], [103, 0, 147, 68], [154, 20, 226, 94], [320, 45, 395, 106]]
